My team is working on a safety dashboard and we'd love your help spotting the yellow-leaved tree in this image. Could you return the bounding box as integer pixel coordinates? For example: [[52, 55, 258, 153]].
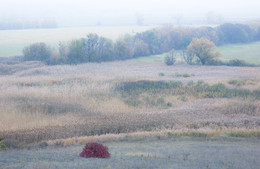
[[187, 38, 221, 65]]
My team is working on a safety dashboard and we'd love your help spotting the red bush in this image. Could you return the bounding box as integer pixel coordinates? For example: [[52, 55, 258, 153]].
[[80, 142, 110, 158]]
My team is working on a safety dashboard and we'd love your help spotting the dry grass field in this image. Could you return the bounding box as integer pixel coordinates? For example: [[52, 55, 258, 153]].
[[0, 59, 260, 146]]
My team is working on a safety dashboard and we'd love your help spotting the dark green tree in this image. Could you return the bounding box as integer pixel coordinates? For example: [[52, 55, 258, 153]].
[[67, 39, 86, 64], [96, 37, 114, 61], [133, 39, 150, 57], [115, 40, 134, 59], [23, 42, 51, 64]]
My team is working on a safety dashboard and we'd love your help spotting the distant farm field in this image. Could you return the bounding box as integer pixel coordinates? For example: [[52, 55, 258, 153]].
[[0, 26, 155, 57], [218, 42, 260, 65]]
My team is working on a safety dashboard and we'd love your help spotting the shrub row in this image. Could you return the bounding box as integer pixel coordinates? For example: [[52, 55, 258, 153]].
[[23, 23, 260, 65], [115, 80, 260, 105], [207, 59, 255, 67]]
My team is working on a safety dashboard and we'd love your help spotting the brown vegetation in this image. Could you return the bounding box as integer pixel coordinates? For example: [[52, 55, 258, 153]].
[[0, 60, 260, 145]]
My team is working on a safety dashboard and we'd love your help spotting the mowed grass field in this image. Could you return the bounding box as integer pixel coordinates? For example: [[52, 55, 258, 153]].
[[0, 26, 155, 57]]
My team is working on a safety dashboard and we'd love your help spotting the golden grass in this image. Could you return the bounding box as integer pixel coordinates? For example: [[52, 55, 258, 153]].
[[220, 100, 260, 116], [47, 128, 260, 146], [0, 61, 260, 143], [0, 104, 83, 132]]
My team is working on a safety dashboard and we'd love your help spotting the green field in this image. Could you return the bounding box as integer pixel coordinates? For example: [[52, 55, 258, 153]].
[[0, 26, 154, 57], [218, 42, 260, 65], [135, 42, 260, 65]]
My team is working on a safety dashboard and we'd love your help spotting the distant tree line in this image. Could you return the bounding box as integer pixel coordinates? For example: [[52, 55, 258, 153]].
[[23, 23, 260, 65], [0, 19, 57, 30]]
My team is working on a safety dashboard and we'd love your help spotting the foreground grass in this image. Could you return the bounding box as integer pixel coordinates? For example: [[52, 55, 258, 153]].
[[1, 136, 260, 169]]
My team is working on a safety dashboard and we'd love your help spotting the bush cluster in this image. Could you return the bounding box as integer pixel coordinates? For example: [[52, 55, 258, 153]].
[[164, 49, 176, 66], [115, 80, 260, 107], [23, 43, 51, 64], [226, 59, 254, 67], [80, 142, 110, 158], [201, 59, 254, 67]]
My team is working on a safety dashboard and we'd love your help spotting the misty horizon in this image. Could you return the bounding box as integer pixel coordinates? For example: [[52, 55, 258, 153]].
[[0, 0, 260, 27]]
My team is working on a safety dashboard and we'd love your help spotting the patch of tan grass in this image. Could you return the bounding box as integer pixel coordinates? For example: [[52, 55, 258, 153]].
[[0, 105, 83, 132], [220, 100, 260, 116], [47, 128, 260, 146]]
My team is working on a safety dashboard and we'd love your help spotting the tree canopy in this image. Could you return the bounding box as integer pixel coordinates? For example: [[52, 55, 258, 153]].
[[23, 42, 51, 64], [187, 38, 221, 65]]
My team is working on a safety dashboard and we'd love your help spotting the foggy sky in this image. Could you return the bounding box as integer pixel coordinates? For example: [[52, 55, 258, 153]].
[[0, 0, 260, 26]]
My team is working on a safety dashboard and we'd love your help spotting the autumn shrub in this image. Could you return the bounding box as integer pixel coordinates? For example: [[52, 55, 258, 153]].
[[0, 137, 7, 150], [164, 49, 176, 66], [228, 79, 258, 87], [187, 38, 221, 65], [80, 142, 110, 158]]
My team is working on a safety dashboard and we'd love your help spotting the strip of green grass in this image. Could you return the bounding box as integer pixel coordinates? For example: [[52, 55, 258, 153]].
[[218, 41, 260, 65], [0, 44, 27, 57], [135, 42, 260, 65], [0, 42, 58, 57]]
